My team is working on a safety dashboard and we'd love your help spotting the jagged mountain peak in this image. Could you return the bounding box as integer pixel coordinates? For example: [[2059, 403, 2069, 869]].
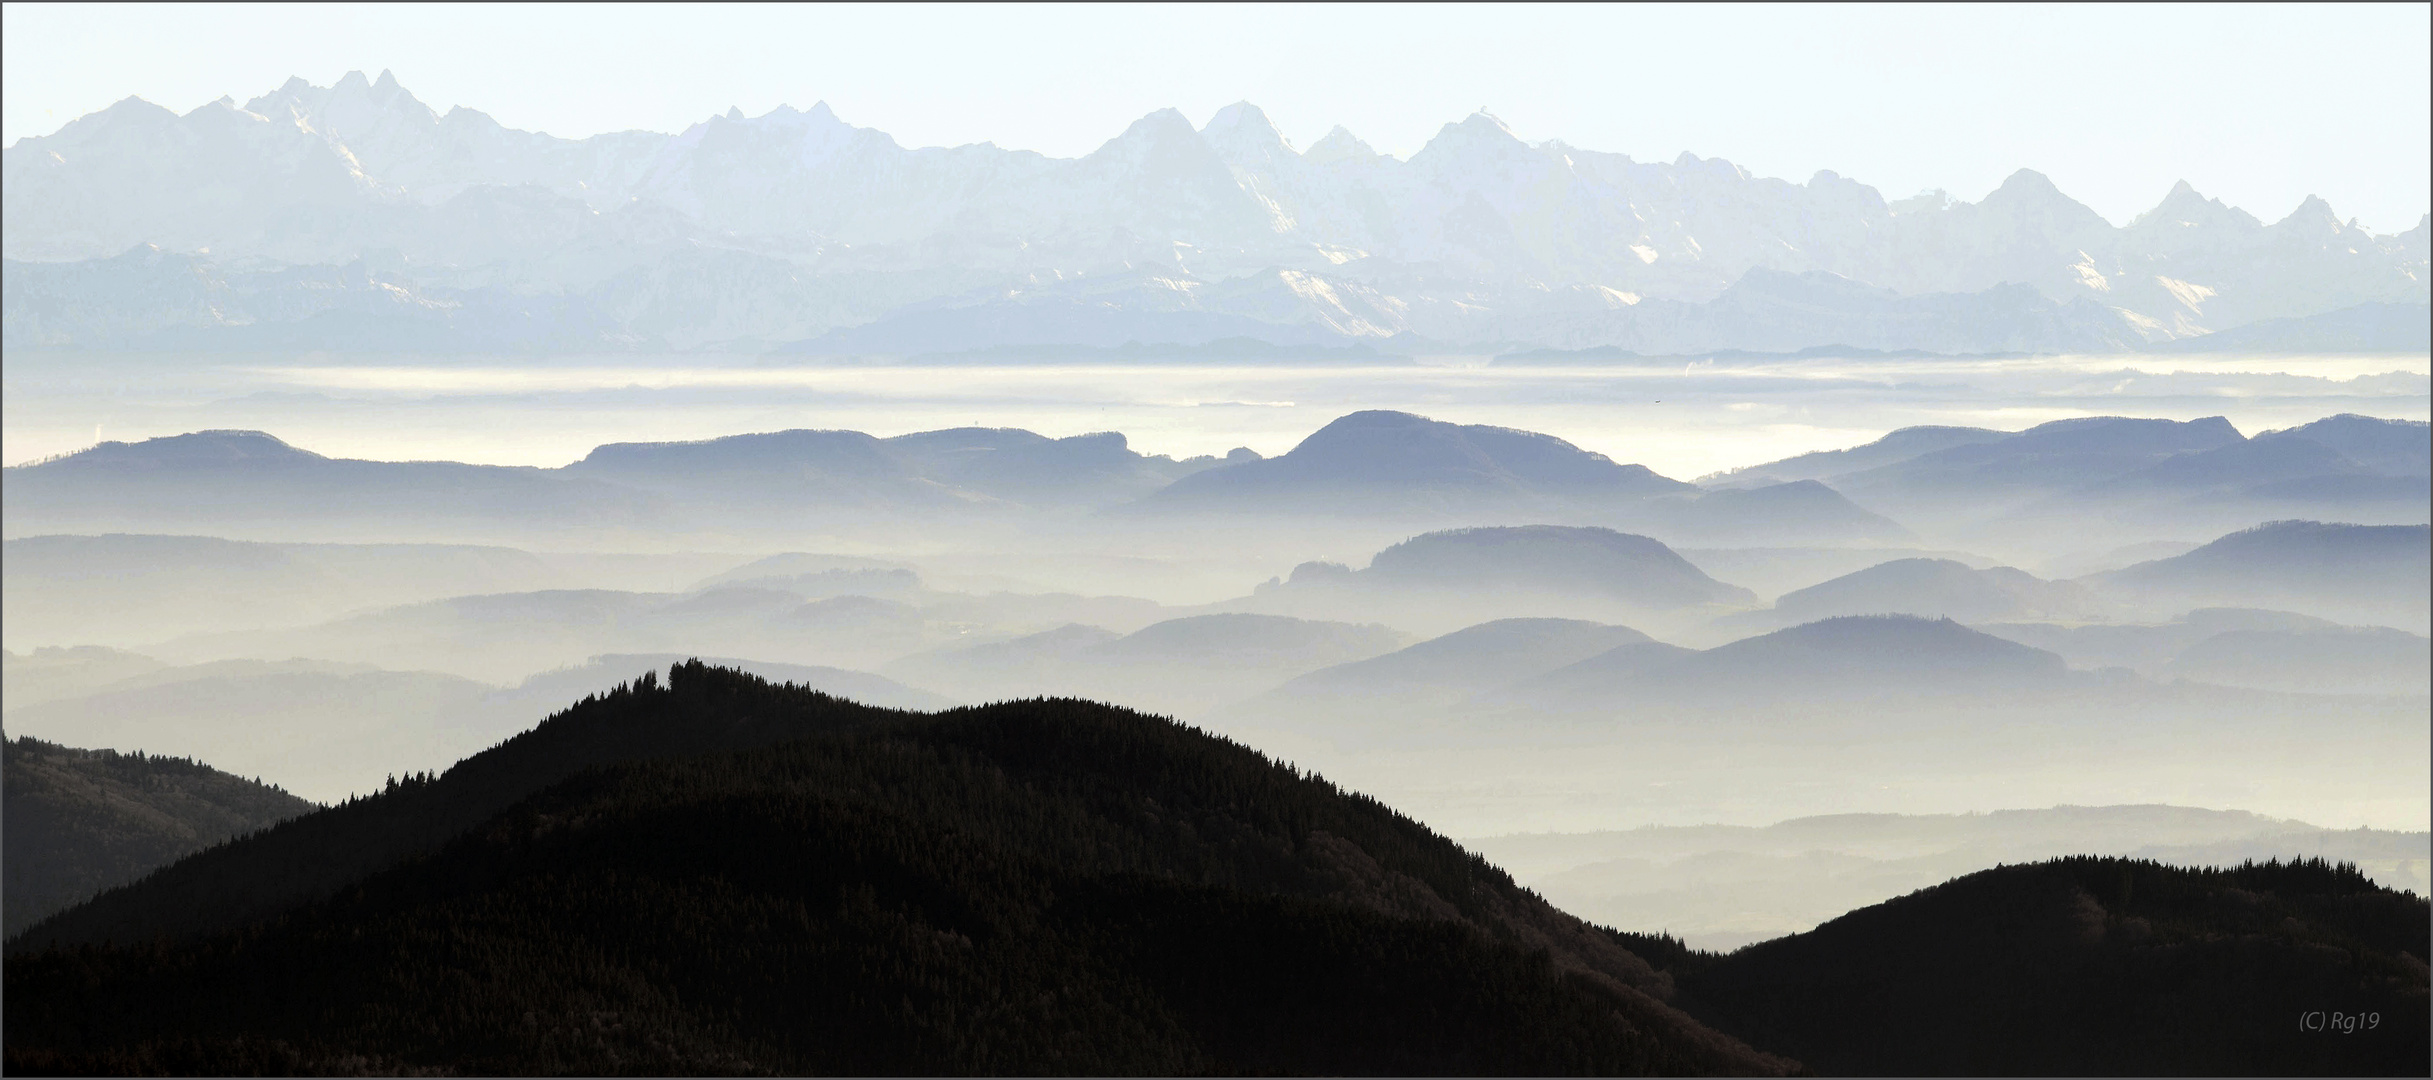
[[1081, 108, 1248, 199], [101, 95, 179, 123], [1670, 151, 1751, 180], [1425, 111, 1525, 150], [436, 103, 500, 130], [1980, 168, 2094, 213], [2272, 193, 2347, 234], [725, 100, 880, 154], [2133, 179, 2262, 232], [1889, 188, 1955, 215], [1974, 167, 2111, 233], [1993, 167, 2064, 195], [178, 96, 256, 124], [1201, 101, 1297, 168], [1125, 106, 1199, 137], [242, 70, 440, 133], [1203, 101, 1284, 140], [1304, 125, 1381, 165], [1409, 111, 1534, 174], [1805, 168, 1870, 192], [1078, 107, 1221, 168], [6, 78, 2425, 352]]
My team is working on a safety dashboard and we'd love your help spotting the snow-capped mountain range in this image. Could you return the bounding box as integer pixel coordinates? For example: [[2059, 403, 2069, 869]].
[[5, 71, 2426, 354]]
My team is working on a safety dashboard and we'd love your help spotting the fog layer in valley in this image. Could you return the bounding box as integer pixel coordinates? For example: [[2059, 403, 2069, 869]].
[[5, 358, 2425, 950], [1466, 806, 2430, 950]]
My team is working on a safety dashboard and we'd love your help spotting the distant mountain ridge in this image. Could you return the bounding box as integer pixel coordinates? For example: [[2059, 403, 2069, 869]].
[[1709, 412, 2430, 543], [12, 411, 2418, 552], [1512, 616, 2073, 708], [0, 425, 1241, 537], [1234, 526, 1760, 640], [2088, 520, 2431, 628], [6, 73, 2424, 354], [881, 613, 1410, 719], [1469, 804, 2433, 950], [1140, 411, 1694, 516], [1751, 558, 2099, 626]]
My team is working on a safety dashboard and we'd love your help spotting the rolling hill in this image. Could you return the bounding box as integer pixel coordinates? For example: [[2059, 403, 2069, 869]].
[[1284, 525, 1754, 608], [0, 425, 1227, 541], [3, 663, 1789, 1076], [1138, 411, 1694, 517], [1979, 607, 2431, 696], [1511, 615, 2073, 710], [0, 533, 587, 650], [1670, 857, 2429, 1076], [3, 737, 317, 937], [1275, 618, 1654, 702], [1469, 805, 2433, 950], [1634, 479, 1913, 545], [2087, 520, 2431, 629], [1832, 415, 2248, 506], [0, 660, 503, 804], [1703, 425, 2007, 487], [1753, 557, 2100, 626], [1716, 413, 2430, 542], [884, 613, 1409, 718], [0, 431, 662, 540], [1227, 525, 1758, 639]]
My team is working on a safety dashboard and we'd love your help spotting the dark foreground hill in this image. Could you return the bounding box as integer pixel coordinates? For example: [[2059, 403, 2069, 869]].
[[5, 663, 1790, 1076], [1656, 856, 2430, 1077], [2, 737, 318, 938]]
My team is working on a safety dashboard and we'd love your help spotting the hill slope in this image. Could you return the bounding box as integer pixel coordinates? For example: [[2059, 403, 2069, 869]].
[[2, 737, 317, 937], [1640, 479, 1914, 545], [1515, 615, 2072, 709], [882, 613, 1410, 719], [1762, 557, 2098, 625], [1670, 856, 2429, 1076], [4, 663, 1788, 1075], [1140, 411, 1694, 516], [2088, 520, 2431, 628], [1356, 525, 1755, 609]]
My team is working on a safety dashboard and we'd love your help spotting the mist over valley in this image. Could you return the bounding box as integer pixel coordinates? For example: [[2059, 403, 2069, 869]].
[[5, 26, 2428, 1074]]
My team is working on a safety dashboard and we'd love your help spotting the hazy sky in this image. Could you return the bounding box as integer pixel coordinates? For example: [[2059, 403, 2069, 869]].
[[5, 3, 2428, 231]]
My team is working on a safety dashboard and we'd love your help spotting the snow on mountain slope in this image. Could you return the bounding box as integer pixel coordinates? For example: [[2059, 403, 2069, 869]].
[[5, 73, 2424, 353]]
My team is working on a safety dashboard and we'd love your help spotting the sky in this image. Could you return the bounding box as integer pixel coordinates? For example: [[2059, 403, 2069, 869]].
[[4, 2, 2429, 231]]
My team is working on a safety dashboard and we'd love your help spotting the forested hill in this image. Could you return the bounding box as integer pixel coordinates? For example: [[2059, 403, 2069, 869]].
[[1647, 856, 2430, 1076], [7, 665, 916, 952], [2, 737, 317, 937], [4, 662, 1791, 1076]]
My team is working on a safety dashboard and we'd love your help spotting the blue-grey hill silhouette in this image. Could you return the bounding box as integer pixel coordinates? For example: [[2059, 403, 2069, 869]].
[[1140, 410, 1694, 514], [1279, 525, 1758, 610]]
